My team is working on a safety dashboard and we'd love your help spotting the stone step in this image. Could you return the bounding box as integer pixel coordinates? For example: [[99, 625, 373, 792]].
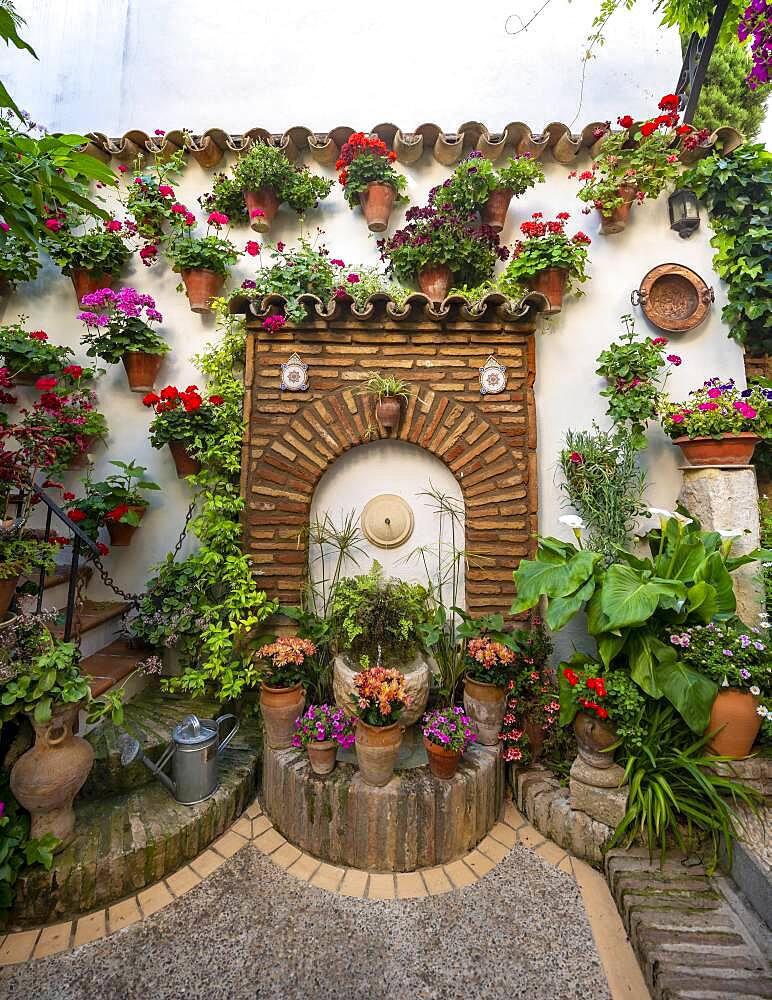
[[18, 563, 93, 614], [82, 639, 141, 699], [53, 599, 129, 658]]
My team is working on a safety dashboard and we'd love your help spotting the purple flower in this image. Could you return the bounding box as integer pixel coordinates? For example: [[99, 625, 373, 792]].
[[723, 649, 733, 657]]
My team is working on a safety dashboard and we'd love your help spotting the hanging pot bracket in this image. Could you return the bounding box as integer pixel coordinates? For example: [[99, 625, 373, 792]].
[[631, 263, 713, 333]]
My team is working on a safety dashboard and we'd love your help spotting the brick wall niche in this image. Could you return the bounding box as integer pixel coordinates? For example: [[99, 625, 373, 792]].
[[240, 295, 538, 618]]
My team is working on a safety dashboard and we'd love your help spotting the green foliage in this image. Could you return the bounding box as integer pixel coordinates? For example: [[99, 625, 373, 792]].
[[558, 655, 647, 747], [672, 621, 770, 693], [47, 220, 132, 276], [148, 394, 222, 451], [655, 0, 748, 46], [682, 145, 772, 355], [0, 534, 57, 580], [82, 316, 169, 365], [693, 39, 771, 139], [123, 148, 186, 240], [501, 214, 591, 295], [359, 372, 411, 401], [341, 151, 407, 206], [0, 776, 58, 914], [433, 152, 544, 214], [200, 172, 246, 222], [0, 321, 73, 378], [166, 231, 239, 278], [761, 496, 772, 619], [231, 144, 332, 215], [238, 235, 339, 324], [0, 228, 39, 286], [661, 378, 770, 439], [0, 637, 88, 728], [65, 460, 160, 538], [447, 275, 526, 310]]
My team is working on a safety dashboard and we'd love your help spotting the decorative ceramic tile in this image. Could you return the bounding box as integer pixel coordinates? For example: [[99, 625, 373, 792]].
[[479, 356, 507, 395], [281, 353, 308, 392]]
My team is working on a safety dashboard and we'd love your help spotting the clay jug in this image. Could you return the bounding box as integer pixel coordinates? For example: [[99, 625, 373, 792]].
[[260, 682, 305, 749], [307, 740, 337, 776], [707, 689, 762, 759]]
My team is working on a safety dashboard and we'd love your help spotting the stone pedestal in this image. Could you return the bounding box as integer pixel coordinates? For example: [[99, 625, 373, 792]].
[[569, 756, 628, 828], [333, 652, 431, 727], [678, 466, 763, 624]]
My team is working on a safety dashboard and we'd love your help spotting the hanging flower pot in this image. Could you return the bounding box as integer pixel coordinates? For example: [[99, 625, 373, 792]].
[[463, 676, 507, 746], [673, 433, 760, 467], [70, 268, 114, 304], [481, 187, 514, 232], [423, 737, 462, 780], [375, 396, 402, 434], [573, 710, 617, 768], [0, 575, 19, 616], [167, 440, 202, 478], [418, 265, 453, 302], [598, 186, 637, 235], [260, 682, 305, 749], [306, 740, 338, 776], [359, 182, 396, 233], [105, 505, 146, 547], [526, 267, 569, 312], [243, 188, 280, 233], [180, 268, 224, 314], [122, 351, 165, 393], [354, 718, 403, 786], [706, 689, 762, 759]]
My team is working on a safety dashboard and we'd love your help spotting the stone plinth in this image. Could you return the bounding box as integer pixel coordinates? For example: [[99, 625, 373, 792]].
[[569, 757, 628, 828], [262, 742, 503, 871], [333, 652, 431, 727], [678, 466, 763, 623]]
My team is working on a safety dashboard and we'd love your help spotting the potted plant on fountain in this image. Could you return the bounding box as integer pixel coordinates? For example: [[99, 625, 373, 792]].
[[45, 213, 134, 302], [291, 703, 355, 775], [0, 323, 73, 384], [359, 372, 411, 435], [351, 660, 411, 786], [64, 460, 160, 548], [144, 384, 224, 477], [378, 203, 508, 301], [660, 377, 771, 466], [500, 212, 591, 312], [462, 620, 521, 745], [0, 223, 41, 296], [336, 132, 408, 233], [165, 208, 240, 312], [256, 636, 314, 749], [436, 150, 545, 232], [421, 706, 476, 780], [77, 287, 170, 392]]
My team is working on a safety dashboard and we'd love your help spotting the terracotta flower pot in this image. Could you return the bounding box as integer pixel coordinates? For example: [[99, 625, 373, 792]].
[[0, 575, 19, 616], [418, 265, 453, 302], [375, 396, 402, 434], [307, 739, 337, 776], [673, 433, 760, 467], [168, 440, 202, 478], [598, 186, 637, 235], [526, 267, 569, 312], [260, 682, 305, 749], [70, 268, 114, 304], [10, 703, 94, 850], [355, 718, 403, 786], [463, 675, 507, 746], [68, 434, 99, 470], [244, 187, 280, 233], [707, 689, 762, 759], [122, 351, 165, 392], [359, 182, 396, 233], [481, 187, 514, 232], [573, 710, 617, 769], [181, 268, 224, 314], [423, 736, 462, 780], [105, 504, 145, 547]]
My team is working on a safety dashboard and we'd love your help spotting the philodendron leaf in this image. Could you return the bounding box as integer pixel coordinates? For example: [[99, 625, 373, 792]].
[[546, 577, 596, 631], [626, 631, 675, 698], [684, 580, 718, 624], [598, 632, 626, 669], [694, 552, 736, 615], [600, 564, 686, 630], [511, 550, 600, 614], [653, 659, 718, 734]]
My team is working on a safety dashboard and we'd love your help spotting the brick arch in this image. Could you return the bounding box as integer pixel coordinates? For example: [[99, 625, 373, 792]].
[[241, 317, 537, 617]]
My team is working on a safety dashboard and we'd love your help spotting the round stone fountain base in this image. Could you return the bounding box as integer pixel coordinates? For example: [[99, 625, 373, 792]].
[[262, 739, 503, 872]]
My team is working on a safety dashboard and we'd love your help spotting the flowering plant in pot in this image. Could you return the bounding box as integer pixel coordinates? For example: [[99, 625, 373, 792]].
[[165, 208, 240, 312], [292, 703, 355, 775], [336, 132, 407, 233], [0, 323, 73, 383], [359, 372, 411, 435], [421, 706, 476, 779], [77, 287, 169, 392], [0, 535, 58, 615], [256, 637, 313, 749], [351, 662, 410, 786], [0, 223, 40, 293], [19, 369, 107, 471], [495, 619, 555, 763], [229, 143, 332, 232], [64, 460, 160, 548], [378, 204, 508, 301], [122, 147, 186, 241], [435, 150, 545, 231], [501, 212, 590, 311], [462, 633, 519, 746], [669, 621, 770, 758], [144, 384, 224, 477], [45, 214, 134, 301], [661, 377, 770, 466]]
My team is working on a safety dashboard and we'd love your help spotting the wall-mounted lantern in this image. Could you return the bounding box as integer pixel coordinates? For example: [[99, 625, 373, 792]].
[[668, 187, 701, 238]]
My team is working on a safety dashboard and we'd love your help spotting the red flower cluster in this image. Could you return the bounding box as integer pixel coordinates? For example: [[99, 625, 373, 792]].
[[105, 503, 129, 521], [143, 385, 224, 413], [335, 131, 397, 185], [563, 667, 609, 719], [29, 330, 48, 342]]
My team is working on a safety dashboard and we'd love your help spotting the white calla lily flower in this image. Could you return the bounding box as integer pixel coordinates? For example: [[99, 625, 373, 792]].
[[559, 515, 585, 530]]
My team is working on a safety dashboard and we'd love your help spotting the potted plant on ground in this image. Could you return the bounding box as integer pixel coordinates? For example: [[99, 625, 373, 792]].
[[421, 706, 476, 779], [291, 703, 355, 775], [661, 377, 770, 466], [336, 132, 408, 233], [359, 372, 411, 435], [165, 208, 240, 312], [45, 214, 134, 302], [144, 384, 224, 477], [0, 535, 58, 614], [351, 661, 410, 786], [256, 636, 314, 749], [20, 368, 108, 471], [77, 287, 170, 392], [378, 204, 509, 301], [228, 143, 332, 233], [500, 212, 591, 311], [0, 223, 41, 295], [435, 150, 545, 231], [64, 460, 160, 548], [462, 624, 521, 746], [0, 323, 73, 384]]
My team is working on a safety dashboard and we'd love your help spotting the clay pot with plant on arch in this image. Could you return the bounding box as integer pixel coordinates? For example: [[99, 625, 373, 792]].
[[359, 372, 412, 436]]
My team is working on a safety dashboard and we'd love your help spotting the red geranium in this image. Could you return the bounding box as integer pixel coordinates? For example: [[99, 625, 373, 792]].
[[143, 392, 160, 406], [68, 509, 86, 523], [35, 376, 59, 390], [208, 395, 224, 405], [29, 330, 48, 341], [105, 503, 130, 521]]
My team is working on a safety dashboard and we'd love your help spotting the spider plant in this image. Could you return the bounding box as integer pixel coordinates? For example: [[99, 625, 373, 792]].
[[359, 372, 412, 401]]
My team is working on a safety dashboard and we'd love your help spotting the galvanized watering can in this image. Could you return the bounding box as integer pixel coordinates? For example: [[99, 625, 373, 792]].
[[119, 714, 239, 805]]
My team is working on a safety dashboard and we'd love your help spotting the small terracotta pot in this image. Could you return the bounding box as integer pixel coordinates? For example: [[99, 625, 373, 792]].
[[573, 711, 617, 768], [673, 433, 760, 467], [418, 265, 453, 302], [463, 675, 507, 746], [105, 505, 146, 547], [122, 351, 165, 392], [598, 186, 636, 235], [70, 268, 114, 304], [68, 435, 99, 470], [244, 187, 280, 233], [168, 440, 201, 478], [260, 682, 305, 749], [707, 689, 762, 759], [181, 268, 224, 313], [355, 718, 403, 786], [523, 717, 545, 760], [526, 267, 569, 312], [0, 575, 19, 615], [307, 739, 337, 776], [423, 736, 462, 780], [481, 187, 514, 232], [375, 396, 402, 434], [359, 182, 396, 233]]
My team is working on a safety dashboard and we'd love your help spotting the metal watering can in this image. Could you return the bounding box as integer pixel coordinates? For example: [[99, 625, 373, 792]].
[[119, 714, 239, 805]]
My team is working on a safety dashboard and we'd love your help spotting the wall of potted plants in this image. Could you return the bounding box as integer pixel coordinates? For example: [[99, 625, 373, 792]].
[[0, 323, 73, 384], [500, 212, 591, 312], [359, 372, 410, 436], [350, 662, 410, 786], [165, 208, 240, 312], [421, 706, 476, 780], [0, 224, 40, 299], [336, 132, 408, 233], [144, 384, 224, 478], [255, 636, 313, 749], [435, 150, 545, 232], [77, 287, 170, 392], [64, 460, 160, 548], [291, 703, 355, 775], [45, 213, 134, 302]]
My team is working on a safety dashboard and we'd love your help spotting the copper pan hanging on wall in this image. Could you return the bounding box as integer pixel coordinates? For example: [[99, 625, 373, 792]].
[[630, 263, 713, 333]]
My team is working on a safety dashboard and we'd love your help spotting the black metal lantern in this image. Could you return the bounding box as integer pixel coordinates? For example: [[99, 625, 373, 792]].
[[668, 187, 701, 238]]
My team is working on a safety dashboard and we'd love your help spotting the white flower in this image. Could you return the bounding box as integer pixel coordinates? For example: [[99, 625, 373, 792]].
[[559, 515, 585, 530], [756, 704, 769, 718], [642, 507, 693, 529], [721, 675, 730, 687], [750, 685, 760, 696], [716, 528, 743, 539]]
